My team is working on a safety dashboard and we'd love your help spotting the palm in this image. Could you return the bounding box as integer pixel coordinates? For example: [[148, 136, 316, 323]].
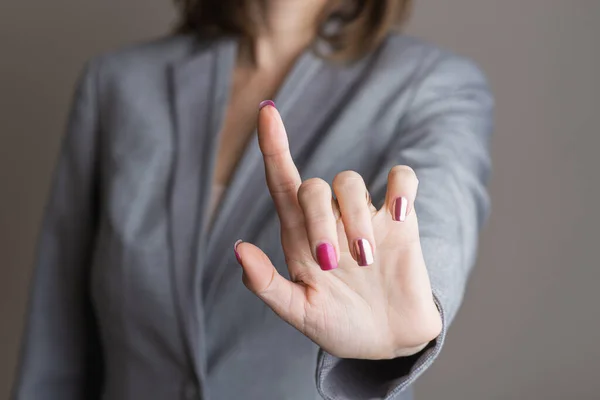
[[236, 103, 441, 360]]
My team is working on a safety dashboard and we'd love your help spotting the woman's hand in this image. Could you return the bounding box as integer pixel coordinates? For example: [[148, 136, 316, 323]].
[[234, 102, 442, 360]]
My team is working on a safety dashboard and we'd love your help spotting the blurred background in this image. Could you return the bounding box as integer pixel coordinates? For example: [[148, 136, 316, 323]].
[[1, 1, 598, 399]]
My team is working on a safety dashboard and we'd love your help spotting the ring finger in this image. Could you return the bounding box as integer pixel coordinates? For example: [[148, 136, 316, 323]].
[[332, 171, 376, 267]]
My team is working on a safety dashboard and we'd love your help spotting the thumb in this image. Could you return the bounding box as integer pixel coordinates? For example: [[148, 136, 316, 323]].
[[234, 240, 306, 328]]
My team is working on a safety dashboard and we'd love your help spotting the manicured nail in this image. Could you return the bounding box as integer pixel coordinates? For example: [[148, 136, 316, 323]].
[[259, 100, 276, 110], [234, 239, 243, 265], [316, 243, 338, 271], [354, 238, 374, 267], [394, 197, 408, 222]]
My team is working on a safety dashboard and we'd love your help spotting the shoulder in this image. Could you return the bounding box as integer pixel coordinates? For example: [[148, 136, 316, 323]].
[[91, 33, 197, 70], [375, 33, 491, 90], [69, 35, 203, 127], [82, 34, 199, 88]]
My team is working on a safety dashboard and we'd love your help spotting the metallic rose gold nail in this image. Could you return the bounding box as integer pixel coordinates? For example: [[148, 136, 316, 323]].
[[316, 243, 338, 271], [234, 239, 243, 265], [259, 100, 276, 110], [394, 197, 408, 222], [354, 238, 374, 267]]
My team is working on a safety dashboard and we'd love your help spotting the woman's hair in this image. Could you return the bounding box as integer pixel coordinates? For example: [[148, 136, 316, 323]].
[[173, 0, 413, 61]]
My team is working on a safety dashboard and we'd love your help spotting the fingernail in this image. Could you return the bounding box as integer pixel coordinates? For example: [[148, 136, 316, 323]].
[[354, 238, 374, 267], [259, 100, 276, 110], [234, 239, 243, 265], [393, 197, 408, 222], [316, 243, 338, 271]]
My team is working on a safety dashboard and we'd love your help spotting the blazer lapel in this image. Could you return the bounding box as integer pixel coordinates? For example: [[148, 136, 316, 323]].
[[168, 34, 376, 383], [168, 37, 233, 387], [202, 47, 375, 305]]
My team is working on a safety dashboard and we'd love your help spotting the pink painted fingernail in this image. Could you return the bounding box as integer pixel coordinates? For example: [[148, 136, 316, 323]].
[[316, 243, 338, 271], [354, 238, 374, 267], [393, 197, 408, 222], [234, 239, 243, 265], [259, 100, 276, 110]]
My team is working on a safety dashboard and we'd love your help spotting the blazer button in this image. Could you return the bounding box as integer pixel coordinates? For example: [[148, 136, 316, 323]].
[[183, 382, 199, 400]]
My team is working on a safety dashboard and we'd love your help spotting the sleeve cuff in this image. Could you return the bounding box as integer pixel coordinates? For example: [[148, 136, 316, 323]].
[[316, 291, 446, 400]]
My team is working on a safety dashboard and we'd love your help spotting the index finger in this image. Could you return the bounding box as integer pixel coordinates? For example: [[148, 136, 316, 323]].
[[257, 100, 303, 230]]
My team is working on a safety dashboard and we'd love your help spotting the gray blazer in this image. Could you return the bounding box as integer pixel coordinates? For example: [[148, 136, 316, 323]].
[[12, 33, 493, 400]]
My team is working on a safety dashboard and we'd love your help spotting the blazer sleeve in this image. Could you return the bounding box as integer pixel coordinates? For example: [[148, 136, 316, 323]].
[[316, 53, 494, 399], [12, 60, 104, 400]]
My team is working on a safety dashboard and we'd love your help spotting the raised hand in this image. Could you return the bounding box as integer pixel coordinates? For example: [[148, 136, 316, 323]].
[[234, 101, 442, 360]]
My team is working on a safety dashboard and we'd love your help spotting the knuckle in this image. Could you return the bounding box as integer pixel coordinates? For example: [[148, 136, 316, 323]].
[[268, 178, 298, 196], [333, 170, 364, 191], [304, 209, 333, 224], [389, 165, 418, 184], [298, 178, 331, 202], [290, 268, 318, 287], [342, 206, 367, 221]]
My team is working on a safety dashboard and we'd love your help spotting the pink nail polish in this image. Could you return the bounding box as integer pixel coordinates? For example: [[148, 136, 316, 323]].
[[316, 243, 338, 271], [354, 238, 374, 267], [393, 197, 408, 222], [259, 100, 276, 110], [234, 239, 243, 265]]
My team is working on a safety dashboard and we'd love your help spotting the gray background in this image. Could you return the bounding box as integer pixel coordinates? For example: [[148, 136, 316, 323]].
[[1, 1, 598, 399]]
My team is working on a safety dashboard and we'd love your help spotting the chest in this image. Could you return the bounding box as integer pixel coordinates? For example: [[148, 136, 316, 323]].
[[96, 52, 410, 263], [91, 46, 415, 362]]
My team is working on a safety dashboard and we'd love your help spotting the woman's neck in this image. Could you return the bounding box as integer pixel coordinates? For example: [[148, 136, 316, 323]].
[[238, 0, 329, 70]]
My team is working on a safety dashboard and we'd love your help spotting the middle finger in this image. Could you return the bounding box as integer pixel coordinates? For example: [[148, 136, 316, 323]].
[[297, 178, 340, 271]]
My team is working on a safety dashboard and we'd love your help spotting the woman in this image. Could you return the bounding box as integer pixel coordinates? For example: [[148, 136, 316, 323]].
[[12, 0, 493, 399]]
